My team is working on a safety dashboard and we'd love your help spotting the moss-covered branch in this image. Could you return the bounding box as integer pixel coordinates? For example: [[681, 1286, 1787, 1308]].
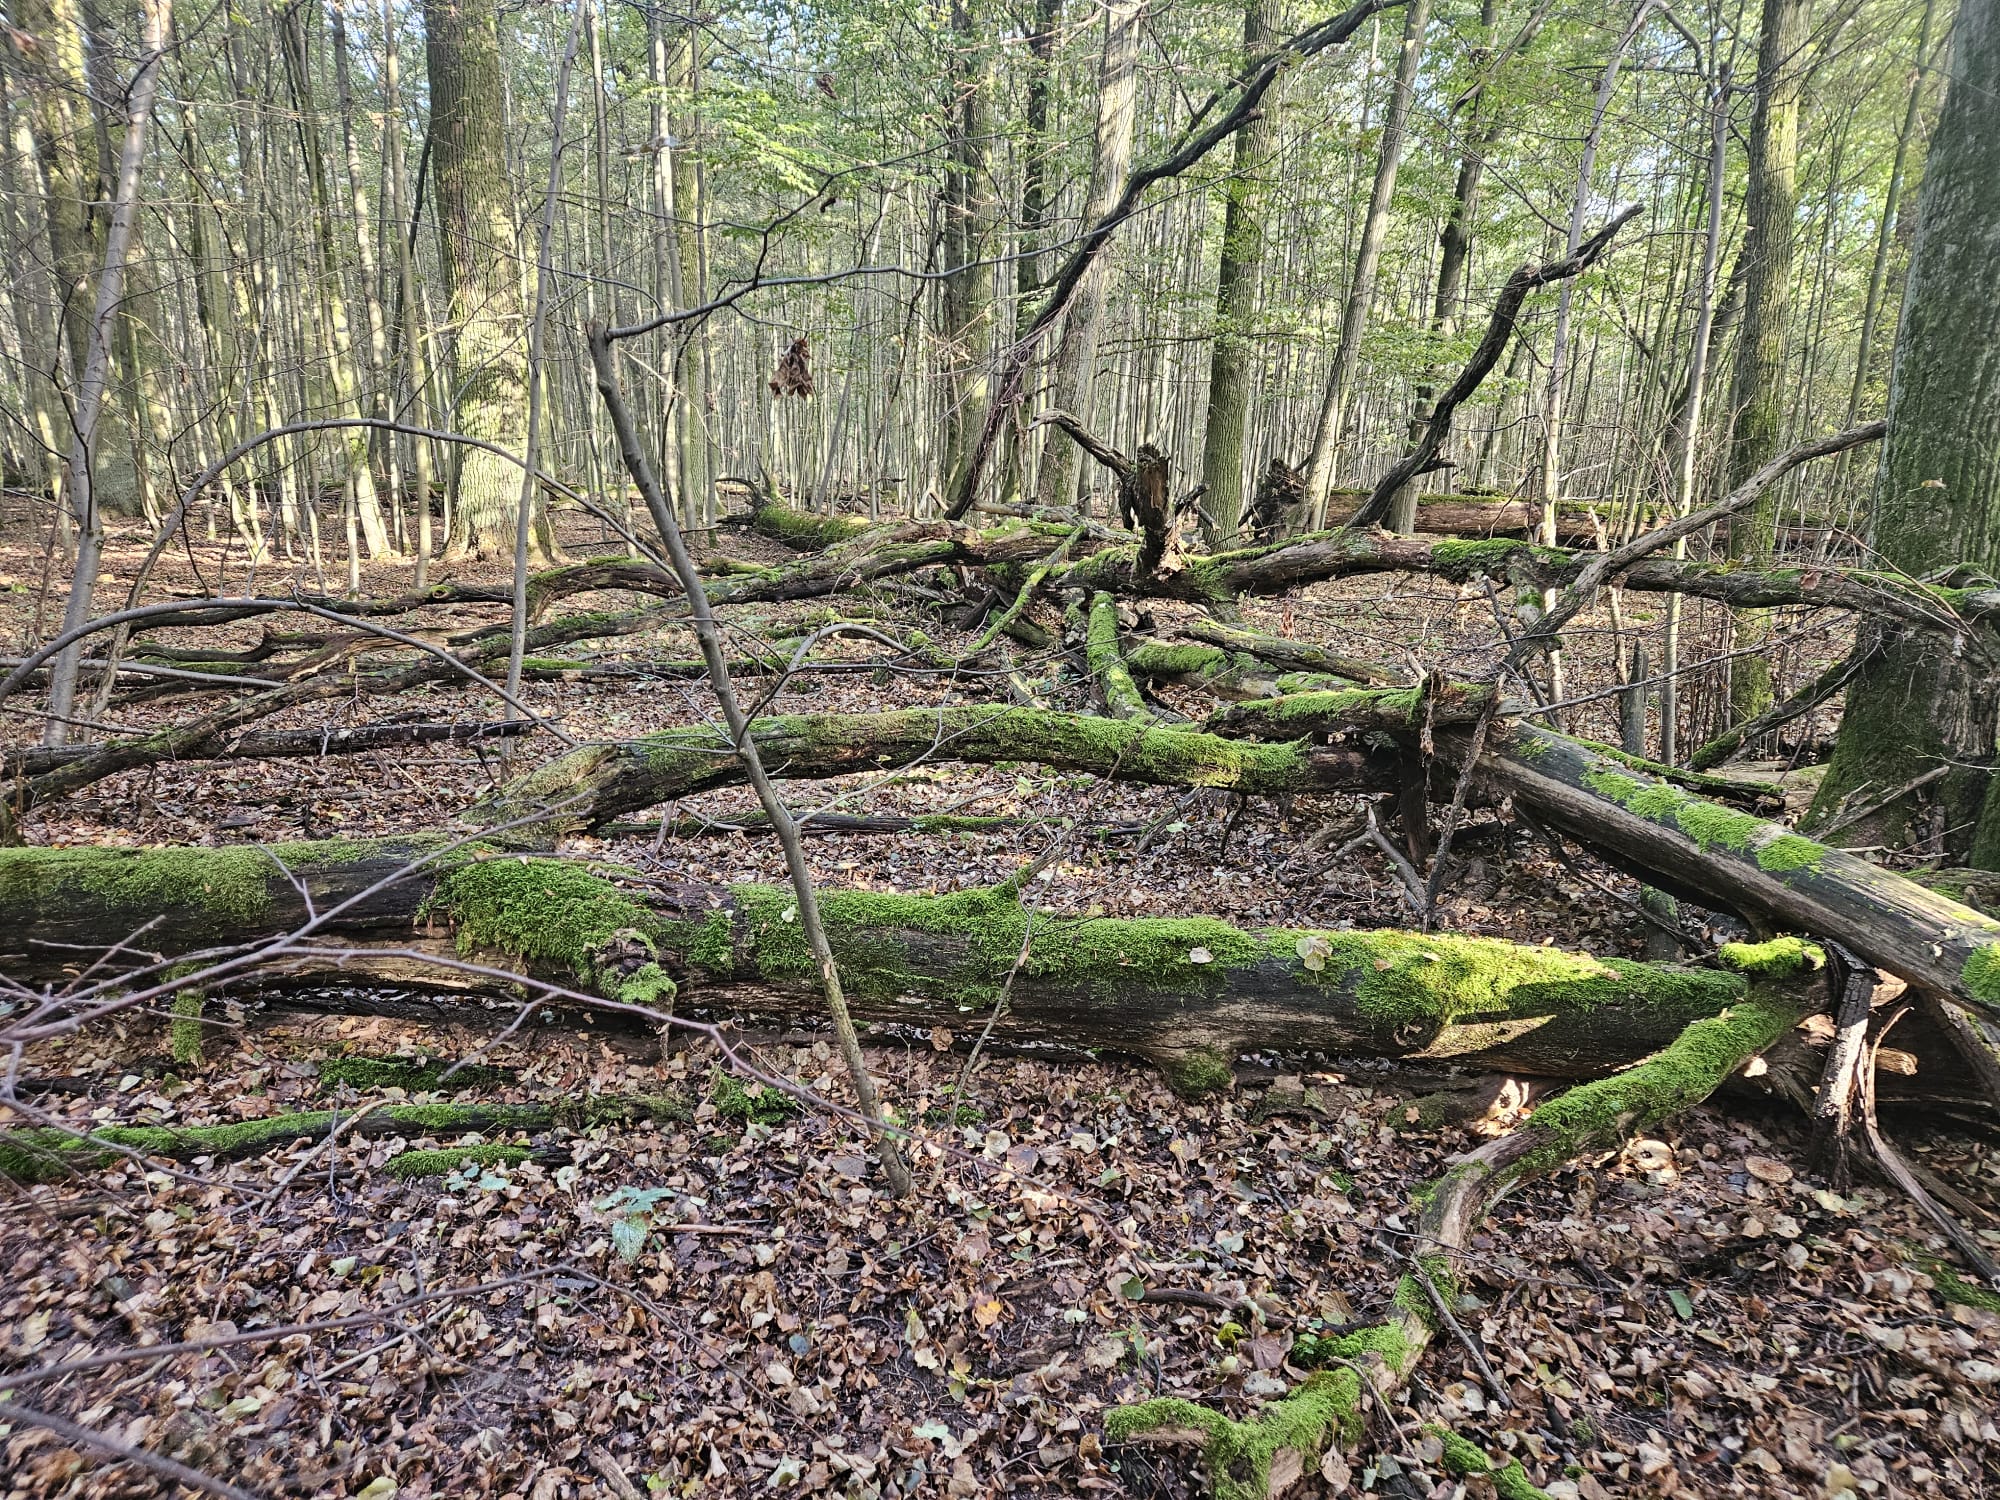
[[1086, 592, 1151, 720], [468, 705, 1385, 837], [1106, 985, 1811, 1498]]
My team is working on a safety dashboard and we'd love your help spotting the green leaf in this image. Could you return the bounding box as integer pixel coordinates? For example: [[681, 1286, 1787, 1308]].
[[1666, 1288, 1694, 1321]]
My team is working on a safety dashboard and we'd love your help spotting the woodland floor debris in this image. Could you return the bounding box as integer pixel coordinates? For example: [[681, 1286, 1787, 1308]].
[[3, 510, 1996, 1498]]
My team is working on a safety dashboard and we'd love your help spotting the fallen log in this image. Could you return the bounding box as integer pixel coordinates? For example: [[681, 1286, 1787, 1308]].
[[1217, 686, 2000, 1084], [470, 705, 1403, 837], [0, 842, 1800, 1095], [1, 718, 531, 777], [1107, 985, 1814, 1498]]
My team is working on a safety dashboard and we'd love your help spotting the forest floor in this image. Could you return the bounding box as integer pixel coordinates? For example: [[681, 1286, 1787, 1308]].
[[3, 502, 1997, 1499]]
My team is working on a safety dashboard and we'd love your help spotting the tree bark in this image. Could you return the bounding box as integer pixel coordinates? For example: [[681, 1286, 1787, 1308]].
[[1303, 0, 1431, 524], [424, 0, 539, 562], [1810, 0, 2000, 864], [0, 842, 1784, 1096], [1197, 0, 1280, 547]]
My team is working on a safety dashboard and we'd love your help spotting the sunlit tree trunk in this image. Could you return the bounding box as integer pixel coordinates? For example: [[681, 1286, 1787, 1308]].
[[40, 0, 169, 746], [1303, 0, 1431, 526], [1197, 0, 1279, 547], [940, 0, 996, 507]]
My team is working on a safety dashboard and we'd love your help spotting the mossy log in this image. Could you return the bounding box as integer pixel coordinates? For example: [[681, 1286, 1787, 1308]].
[[1219, 686, 2000, 1086], [0, 843, 1793, 1093], [0, 1092, 687, 1184], [1048, 528, 2000, 634], [1, 718, 530, 777], [1106, 987, 1812, 1499], [469, 705, 1403, 837]]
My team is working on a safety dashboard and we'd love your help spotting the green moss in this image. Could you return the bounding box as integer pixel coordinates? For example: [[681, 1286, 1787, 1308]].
[[1428, 1427, 1552, 1500], [1392, 1254, 1460, 1330], [1961, 945, 2000, 1006], [712, 1070, 802, 1125], [1105, 1371, 1366, 1500], [1718, 936, 1823, 978], [1161, 1050, 1236, 1097], [750, 502, 872, 551], [1582, 769, 1826, 871], [431, 856, 663, 991], [168, 988, 205, 1065], [1429, 537, 1568, 576], [1126, 642, 1229, 677], [1514, 991, 1804, 1178], [387, 1144, 532, 1179], [1087, 592, 1148, 719], [0, 845, 278, 926], [686, 908, 735, 972], [518, 656, 592, 672], [1917, 1255, 2000, 1312], [1291, 1319, 1417, 1371]]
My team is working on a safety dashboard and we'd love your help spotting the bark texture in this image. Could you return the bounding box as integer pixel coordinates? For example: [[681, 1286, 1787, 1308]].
[[1811, 0, 2000, 863]]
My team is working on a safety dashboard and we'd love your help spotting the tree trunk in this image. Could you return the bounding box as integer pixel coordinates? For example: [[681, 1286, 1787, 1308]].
[[1721, 0, 1807, 721], [38, 0, 169, 747], [1811, 0, 2000, 865], [1034, 0, 1141, 514], [1302, 0, 1431, 526], [424, 0, 539, 562], [939, 0, 997, 506], [1197, 0, 1279, 547]]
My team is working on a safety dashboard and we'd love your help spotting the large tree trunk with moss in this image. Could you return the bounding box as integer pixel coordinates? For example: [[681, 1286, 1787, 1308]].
[[425, 0, 543, 562], [1720, 0, 1807, 721], [1810, 0, 2000, 865], [0, 841, 1809, 1096]]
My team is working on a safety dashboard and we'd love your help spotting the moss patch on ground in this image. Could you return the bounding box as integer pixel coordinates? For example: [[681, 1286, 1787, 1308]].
[[1429, 1426, 1553, 1499]]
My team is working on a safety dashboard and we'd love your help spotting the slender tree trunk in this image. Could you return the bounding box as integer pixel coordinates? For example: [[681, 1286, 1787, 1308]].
[[1034, 0, 1142, 514], [939, 0, 997, 506], [1303, 0, 1432, 525], [1386, 0, 1499, 534], [1197, 0, 1279, 547], [1810, 0, 2000, 863], [40, 0, 169, 746], [1660, 60, 1730, 765], [1721, 0, 1807, 721]]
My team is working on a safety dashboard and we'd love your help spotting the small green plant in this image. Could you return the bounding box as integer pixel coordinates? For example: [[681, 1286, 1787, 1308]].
[[595, 1185, 679, 1263], [711, 1069, 802, 1126]]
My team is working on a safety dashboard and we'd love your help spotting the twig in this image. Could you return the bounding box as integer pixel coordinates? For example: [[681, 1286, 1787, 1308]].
[[1403, 1254, 1510, 1409], [0, 1400, 265, 1500], [1860, 1005, 2000, 1288]]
